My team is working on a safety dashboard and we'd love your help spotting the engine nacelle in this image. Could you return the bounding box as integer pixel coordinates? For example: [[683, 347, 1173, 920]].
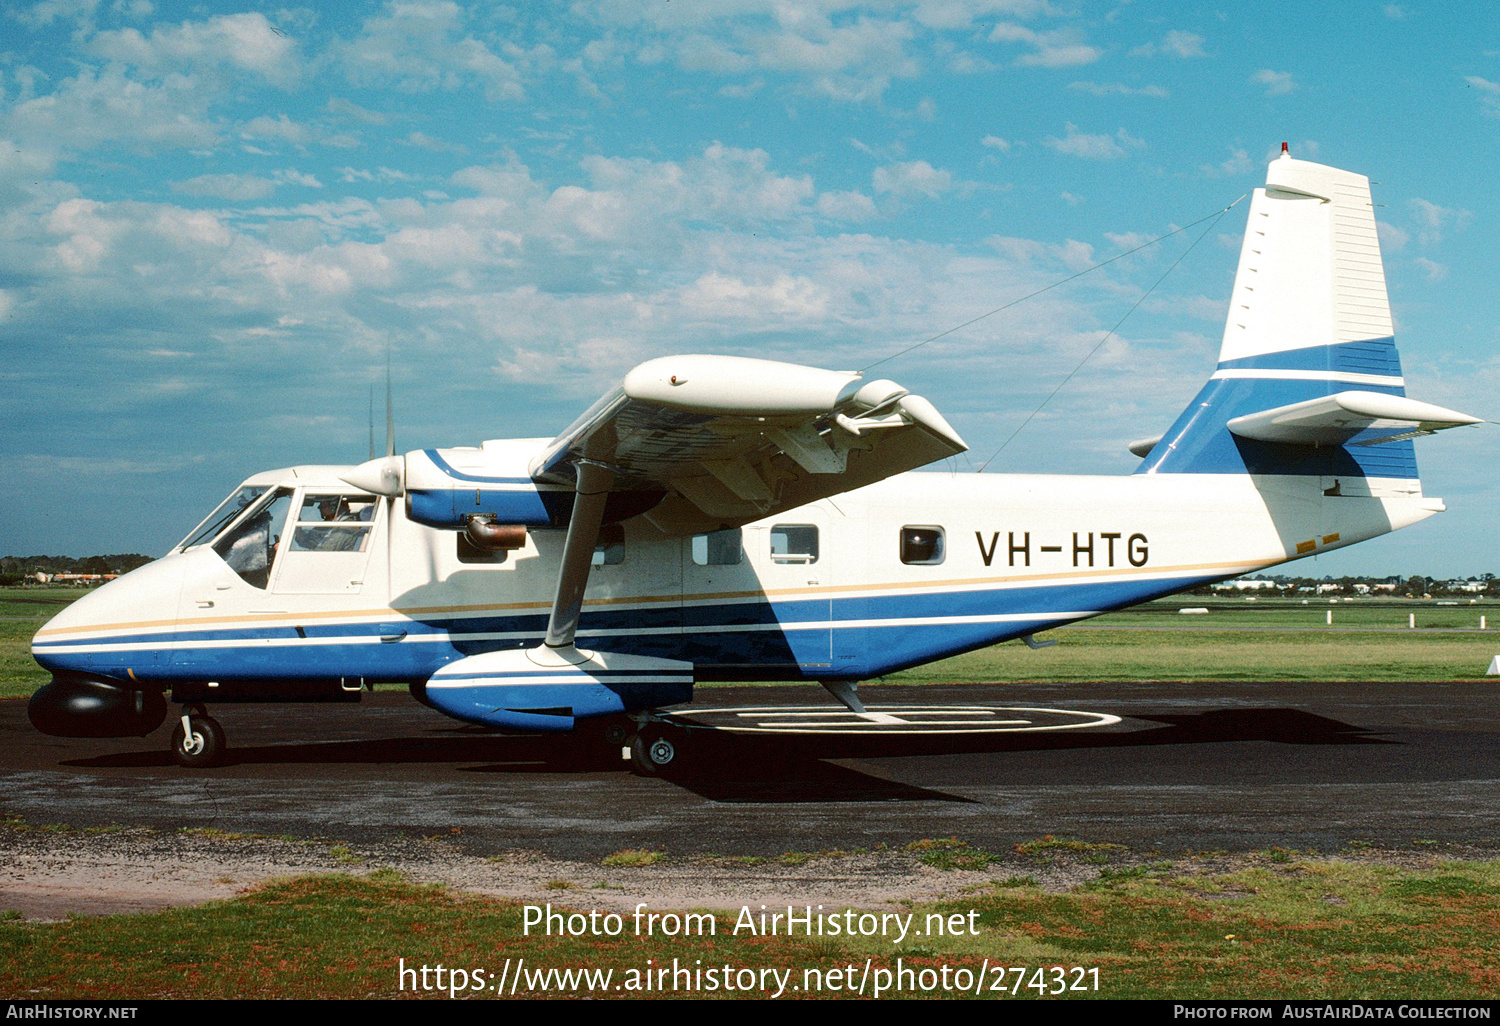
[[28, 676, 168, 738], [423, 647, 693, 732]]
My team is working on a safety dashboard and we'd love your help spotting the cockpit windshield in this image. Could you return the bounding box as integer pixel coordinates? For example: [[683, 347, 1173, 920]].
[[178, 485, 269, 550], [213, 489, 293, 589]]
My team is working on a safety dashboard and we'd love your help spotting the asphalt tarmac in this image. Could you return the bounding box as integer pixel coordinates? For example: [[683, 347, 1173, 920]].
[[3, 681, 1498, 859]]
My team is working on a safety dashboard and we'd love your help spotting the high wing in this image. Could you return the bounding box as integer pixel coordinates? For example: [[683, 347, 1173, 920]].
[[341, 353, 967, 658], [528, 354, 967, 535]]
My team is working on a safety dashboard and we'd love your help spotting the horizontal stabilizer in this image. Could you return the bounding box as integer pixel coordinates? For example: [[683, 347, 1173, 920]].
[[1226, 390, 1480, 447]]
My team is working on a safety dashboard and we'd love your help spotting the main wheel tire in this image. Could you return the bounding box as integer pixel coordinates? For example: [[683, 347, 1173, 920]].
[[171, 715, 226, 768], [629, 733, 677, 776]]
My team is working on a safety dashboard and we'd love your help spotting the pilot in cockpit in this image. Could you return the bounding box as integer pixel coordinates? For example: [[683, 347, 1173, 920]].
[[300, 495, 371, 552]]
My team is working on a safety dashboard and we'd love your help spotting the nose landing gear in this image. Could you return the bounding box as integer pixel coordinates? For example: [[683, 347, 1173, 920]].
[[171, 704, 226, 768]]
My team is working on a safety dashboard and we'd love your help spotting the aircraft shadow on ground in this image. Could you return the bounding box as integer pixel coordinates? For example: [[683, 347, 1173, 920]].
[[63, 707, 1390, 803]]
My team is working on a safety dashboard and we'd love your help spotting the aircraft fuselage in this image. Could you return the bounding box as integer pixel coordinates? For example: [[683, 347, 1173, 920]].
[[32, 464, 1437, 692]]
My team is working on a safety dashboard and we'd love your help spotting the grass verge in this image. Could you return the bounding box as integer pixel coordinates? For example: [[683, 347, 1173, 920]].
[[2, 859, 1497, 999]]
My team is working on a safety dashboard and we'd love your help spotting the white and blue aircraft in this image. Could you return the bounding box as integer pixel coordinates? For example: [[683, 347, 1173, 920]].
[[29, 153, 1481, 772]]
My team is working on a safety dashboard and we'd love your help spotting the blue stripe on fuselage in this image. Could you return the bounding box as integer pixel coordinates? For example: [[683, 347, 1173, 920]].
[[33, 569, 1223, 685]]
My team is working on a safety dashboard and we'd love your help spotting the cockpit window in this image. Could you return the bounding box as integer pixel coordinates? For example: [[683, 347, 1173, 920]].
[[178, 485, 268, 550], [212, 489, 292, 589], [290, 494, 376, 553]]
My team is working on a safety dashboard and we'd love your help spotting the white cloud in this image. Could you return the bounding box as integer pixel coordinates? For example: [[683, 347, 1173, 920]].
[[406, 131, 469, 155], [1103, 231, 1156, 252], [1409, 198, 1470, 246], [909, 0, 1054, 30], [13, 0, 99, 28], [90, 13, 302, 89], [580, 143, 817, 225], [585, 3, 924, 101], [4, 65, 220, 157], [1044, 124, 1145, 160], [1252, 69, 1296, 95], [674, 271, 831, 321], [1129, 30, 1206, 59], [275, 170, 323, 189], [339, 166, 417, 184], [1200, 147, 1252, 177], [1069, 81, 1169, 98], [1376, 221, 1409, 252], [717, 78, 765, 98], [1465, 75, 1500, 116], [1414, 256, 1447, 281], [325, 97, 389, 125], [738, 13, 921, 100], [171, 173, 277, 201], [339, 0, 524, 101], [872, 160, 953, 199], [989, 22, 1101, 68], [980, 135, 1011, 151], [816, 190, 876, 221], [240, 114, 313, 146], [111, 0, 153, 18]]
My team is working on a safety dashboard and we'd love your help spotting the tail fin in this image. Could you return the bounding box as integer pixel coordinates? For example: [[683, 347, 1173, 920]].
[[1137, 151, 1474, 485]]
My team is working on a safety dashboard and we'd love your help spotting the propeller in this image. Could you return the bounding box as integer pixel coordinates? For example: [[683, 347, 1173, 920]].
[[341, 355, 404, 497], [339, 352, 405, 604]]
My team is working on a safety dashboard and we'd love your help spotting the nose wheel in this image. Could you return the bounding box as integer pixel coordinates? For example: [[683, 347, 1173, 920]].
[[171, 704, 226, 768]]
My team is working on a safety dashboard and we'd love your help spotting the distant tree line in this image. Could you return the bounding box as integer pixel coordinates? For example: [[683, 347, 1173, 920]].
[[1186, 573, 1496, 599], [0, 555, 153, 586]]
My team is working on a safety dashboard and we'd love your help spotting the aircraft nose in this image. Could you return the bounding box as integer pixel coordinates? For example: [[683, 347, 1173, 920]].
[[30, 554, 186, 681]]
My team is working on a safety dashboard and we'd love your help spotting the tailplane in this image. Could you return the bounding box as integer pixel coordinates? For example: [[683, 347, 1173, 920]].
[[1136, 150, 1476, 486]]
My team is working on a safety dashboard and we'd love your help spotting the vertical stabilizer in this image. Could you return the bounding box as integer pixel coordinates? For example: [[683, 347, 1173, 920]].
[[1138, 151, 1415, 480], [1219, 153, 1393, 364]]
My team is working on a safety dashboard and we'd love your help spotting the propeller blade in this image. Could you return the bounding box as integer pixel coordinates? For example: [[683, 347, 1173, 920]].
[[385, 352, 395, 459]]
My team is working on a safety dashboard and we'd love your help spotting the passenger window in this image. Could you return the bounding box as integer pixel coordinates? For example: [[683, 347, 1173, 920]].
[[592, 524, 625, 567], [691, 528, 743, 566], [900, 526, 945, 565], [213, 489, 293, 589], [770, 524, 818, 564], [290, 494, 375, 553], [457, 533, 508, 564]]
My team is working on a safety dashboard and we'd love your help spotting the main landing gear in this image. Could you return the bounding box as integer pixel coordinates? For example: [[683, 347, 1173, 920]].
[[630, 732, 678, 776], [171, 704, 226, 768], [588, 713, 683, 777]]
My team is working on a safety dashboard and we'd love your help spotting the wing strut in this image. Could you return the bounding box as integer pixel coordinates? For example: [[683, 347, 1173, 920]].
[[543, 460, 614, 650]]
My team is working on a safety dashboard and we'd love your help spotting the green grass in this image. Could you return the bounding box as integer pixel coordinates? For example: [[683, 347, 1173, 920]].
[[600, 848, 664, 867], [2, 860, 1497, 999], [883, 598, 1500, 683], [905, 838, 1003, 871], [0, 588, 78, 696]]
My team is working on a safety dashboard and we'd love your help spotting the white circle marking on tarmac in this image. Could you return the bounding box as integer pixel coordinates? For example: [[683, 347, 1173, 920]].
[[668, 705, 1123, 736]]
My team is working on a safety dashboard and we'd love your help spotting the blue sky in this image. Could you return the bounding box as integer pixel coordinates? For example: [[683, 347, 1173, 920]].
[[2, 0, 1497, 576]]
